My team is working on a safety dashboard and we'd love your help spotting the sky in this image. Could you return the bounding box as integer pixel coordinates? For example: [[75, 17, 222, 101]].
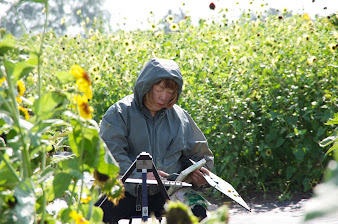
[[0, 0, 337, 32], [103, 0, 338, 30]]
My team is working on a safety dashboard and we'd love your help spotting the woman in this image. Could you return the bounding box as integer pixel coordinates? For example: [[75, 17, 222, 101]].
[[96, 58, 214, 223]]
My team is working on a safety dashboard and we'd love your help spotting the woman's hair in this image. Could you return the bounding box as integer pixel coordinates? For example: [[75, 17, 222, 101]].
[[144, 79, 179, 109]]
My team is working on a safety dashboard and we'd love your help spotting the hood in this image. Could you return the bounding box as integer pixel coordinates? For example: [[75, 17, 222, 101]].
[[134, 58, 183, 109]]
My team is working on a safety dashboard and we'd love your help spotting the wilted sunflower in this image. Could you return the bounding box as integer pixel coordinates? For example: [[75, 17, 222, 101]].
[[170, 23, 179, 31], [165, 201, 199, 224], [94, 170, 125, 205]]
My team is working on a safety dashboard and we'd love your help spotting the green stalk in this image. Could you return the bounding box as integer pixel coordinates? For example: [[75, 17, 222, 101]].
[[5, 60, 32, 179], [68, 178, 78, 207], [0, 151, 21, 182], [38, 3, 49, 224]]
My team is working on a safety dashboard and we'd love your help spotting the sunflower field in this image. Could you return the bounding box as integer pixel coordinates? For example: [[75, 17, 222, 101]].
[[0, 0, 338, 223]]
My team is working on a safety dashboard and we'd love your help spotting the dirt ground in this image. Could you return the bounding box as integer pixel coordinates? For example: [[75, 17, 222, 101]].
[[203, 190, 338, 224], [118, 191, 338, 223]]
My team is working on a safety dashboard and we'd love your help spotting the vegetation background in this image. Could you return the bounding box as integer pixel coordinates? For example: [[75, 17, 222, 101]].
[[1, 0, 338, 223]]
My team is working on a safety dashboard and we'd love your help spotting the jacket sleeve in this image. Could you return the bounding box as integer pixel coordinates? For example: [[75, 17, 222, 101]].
[[182, 110, 214, 171], [99, 104, 139, 179]]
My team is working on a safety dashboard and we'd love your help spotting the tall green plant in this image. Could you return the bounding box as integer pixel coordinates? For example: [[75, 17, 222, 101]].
[[0, 1, 122, 223]]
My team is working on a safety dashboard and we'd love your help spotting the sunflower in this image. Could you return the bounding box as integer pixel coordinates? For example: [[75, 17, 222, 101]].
[[76, 79, 92, 99], [307, 56, 317, 65], [94, 74, 101, 82], [74, 95, 93, 119], [303, 13, 311, 21], [155, 31, 163, 37], [70, 65, 92, 99], [166, 15, 174, 24], [70, 65, 90, 82], [17, 80, 26, 96], [0, 77, 6, 87], [150, 22, 157, 31], [18, 106, 30, 120], [124, 40, 131, 47], [333, 31, 338, 39], [328, 43, 337, 53], [69, 210, 90, 224], [303, 34, 310, 41], [60, 17, 66, 25], [46, 84, 55, 91], [170, 23, 179, 31], [80, 196, 92, 204], [266, 149, 272, 157]]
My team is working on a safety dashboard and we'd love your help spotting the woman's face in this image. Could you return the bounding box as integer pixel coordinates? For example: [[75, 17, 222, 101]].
[[145, 81, 175, 114]]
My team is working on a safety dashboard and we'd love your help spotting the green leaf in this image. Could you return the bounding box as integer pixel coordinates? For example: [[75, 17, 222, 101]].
[[53, 172, 72, 198], [36, 166, 54, 185], [33, 91, 67, 120], [69, 122, 101, 168], [13, 179, 36, 224], [325, 115, 338, 126], [13, 53, 38, 80], [275, 137, 285, 148], [0, 38, 16, 56], [0, 153, 20, 190], [4, 60, 15, 78], [58, 156, 83, 179], [56, 71, 76, 83], [90, 206, 104, 223], [286, 166, 296, 180], [96, 142, 119, 179], [293, 147, 305, 161], [31, 119, 70, 134], [324, 143, 338, 157], [59, 208, 72, 224], [3, 53, 37, 81]]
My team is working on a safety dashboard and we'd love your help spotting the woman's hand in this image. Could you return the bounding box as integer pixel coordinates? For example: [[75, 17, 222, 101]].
[[189, 167, 209, 187], [147, 170, 168, 180]]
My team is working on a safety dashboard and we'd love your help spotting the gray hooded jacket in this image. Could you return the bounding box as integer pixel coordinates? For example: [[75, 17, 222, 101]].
[[99, 58, 214, 196]]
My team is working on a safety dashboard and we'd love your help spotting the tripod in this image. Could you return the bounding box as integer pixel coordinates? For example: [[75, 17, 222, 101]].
[[121, 152, 170, 222]]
